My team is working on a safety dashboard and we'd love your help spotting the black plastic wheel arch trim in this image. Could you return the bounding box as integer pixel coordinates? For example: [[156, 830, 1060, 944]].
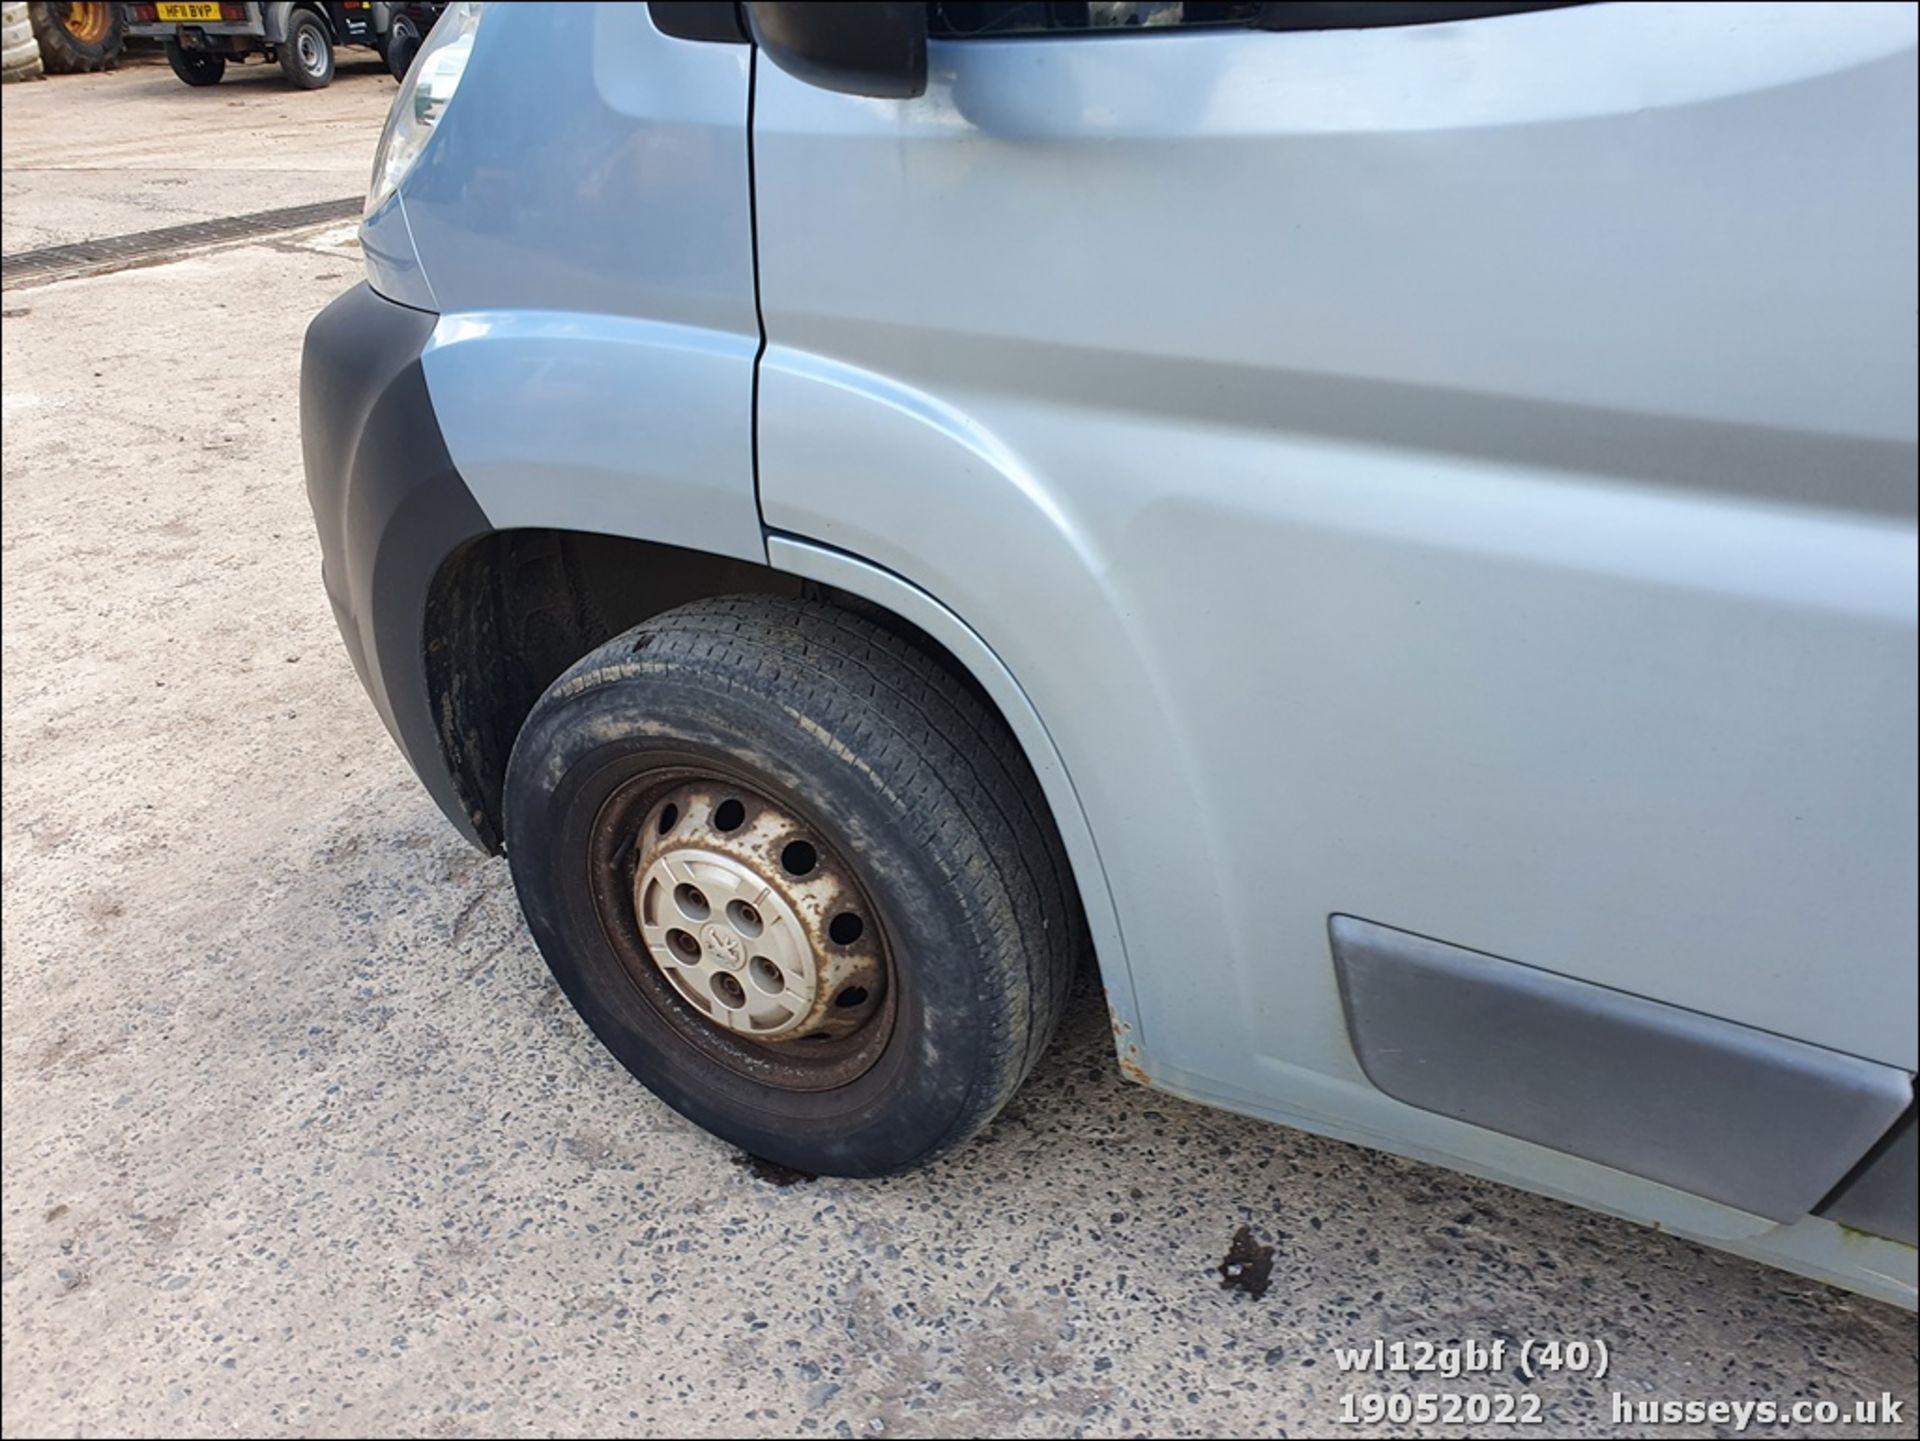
[[301, 282, 497, 849]]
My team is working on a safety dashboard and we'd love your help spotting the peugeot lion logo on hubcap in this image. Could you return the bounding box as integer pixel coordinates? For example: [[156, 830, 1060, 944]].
[[702, 923, 745, 970]]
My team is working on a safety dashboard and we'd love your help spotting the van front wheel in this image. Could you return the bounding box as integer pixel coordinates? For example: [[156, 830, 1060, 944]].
[[502, 595, 1082, 1177]]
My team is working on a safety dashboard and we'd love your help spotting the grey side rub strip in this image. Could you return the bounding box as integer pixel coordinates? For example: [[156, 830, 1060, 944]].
[[1330, 915, 1914, 1223]]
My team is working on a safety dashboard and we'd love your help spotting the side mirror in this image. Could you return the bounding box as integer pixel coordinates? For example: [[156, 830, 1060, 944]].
[[746, 2, 927, 100]]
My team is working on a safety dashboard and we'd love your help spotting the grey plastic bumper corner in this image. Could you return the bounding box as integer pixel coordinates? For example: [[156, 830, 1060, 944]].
[[1331, 915, 1915, 1224], [301, 282, 493, 848]]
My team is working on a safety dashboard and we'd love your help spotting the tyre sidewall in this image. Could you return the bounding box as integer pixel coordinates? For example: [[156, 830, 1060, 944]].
[[282, 12, 332, 88], [165, 40, 223, 84], [384, 14, 417, 78], [28, 1, 122, 71], [506, 665, 1001, 1176]]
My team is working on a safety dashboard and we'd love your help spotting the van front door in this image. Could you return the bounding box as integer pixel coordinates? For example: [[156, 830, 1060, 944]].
[[750, 2, 1919, 1229]]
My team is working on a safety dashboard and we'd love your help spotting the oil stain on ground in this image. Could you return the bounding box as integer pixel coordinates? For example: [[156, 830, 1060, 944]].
[[1219, 1225, 1275, 1299]]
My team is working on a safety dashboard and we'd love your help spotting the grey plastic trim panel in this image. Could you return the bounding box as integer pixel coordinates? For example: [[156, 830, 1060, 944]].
[[1330, 916, 1914, 1222], [301, 282, 493, 850], [1818, 1105, 1918, 1246]]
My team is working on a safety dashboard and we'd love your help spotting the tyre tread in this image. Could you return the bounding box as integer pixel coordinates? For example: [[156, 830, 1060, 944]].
[[526, 594, 1085, 1166]]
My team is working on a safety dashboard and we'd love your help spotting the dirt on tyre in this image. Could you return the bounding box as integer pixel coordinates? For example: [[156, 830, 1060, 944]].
[[27, 1, 120, 73], [279, 8, 332, 89], [165, 39, 223, 86], [504, 594, 1084, 1177]]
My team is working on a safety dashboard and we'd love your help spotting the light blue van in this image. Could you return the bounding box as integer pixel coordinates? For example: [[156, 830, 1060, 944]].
[[301, 1, 1918, 1305]]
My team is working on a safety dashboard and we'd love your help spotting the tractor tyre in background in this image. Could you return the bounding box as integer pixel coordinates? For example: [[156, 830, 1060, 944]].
[[27, 1, 122, 73]]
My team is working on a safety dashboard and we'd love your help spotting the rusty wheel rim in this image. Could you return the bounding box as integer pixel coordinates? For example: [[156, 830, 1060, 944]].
[[59, 3, 111, 44], [587, 764, 896, 1092]]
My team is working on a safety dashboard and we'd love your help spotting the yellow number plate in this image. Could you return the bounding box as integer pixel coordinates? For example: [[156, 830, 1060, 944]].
[[157, 3, 222, 20]]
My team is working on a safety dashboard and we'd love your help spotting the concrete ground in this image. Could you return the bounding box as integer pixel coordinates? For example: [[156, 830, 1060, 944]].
[[3, 62, 1916, 1441], [0, 54, 389, 253]]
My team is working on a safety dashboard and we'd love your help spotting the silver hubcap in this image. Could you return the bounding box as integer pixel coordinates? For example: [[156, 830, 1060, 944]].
[[632, 784, 884, 1042], [298, 31, 322, 72]]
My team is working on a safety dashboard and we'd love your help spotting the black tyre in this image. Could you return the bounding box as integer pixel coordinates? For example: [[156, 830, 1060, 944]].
[[164, 39, 223, 86], [504, 595, 1083, 1177], [28, 1, 122, 74], [278, 8, 332, 89], [382, 11, 419, 79]]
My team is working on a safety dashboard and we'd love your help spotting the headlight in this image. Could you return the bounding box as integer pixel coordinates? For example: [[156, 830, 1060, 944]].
[[365, 0, 485, 216]]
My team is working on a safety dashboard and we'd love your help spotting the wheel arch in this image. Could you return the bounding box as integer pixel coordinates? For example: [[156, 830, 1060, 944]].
[[265, 2, 331, 43], [765, 536, 1140, 1046], [422, 529, 793, 854], [420, 526, 1138, 1035]]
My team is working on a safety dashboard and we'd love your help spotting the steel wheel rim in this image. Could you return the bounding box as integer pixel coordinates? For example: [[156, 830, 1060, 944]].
[[60, 3, 111, 44], [587, 763, 897, 1092], [297, 28, 323, 74]]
